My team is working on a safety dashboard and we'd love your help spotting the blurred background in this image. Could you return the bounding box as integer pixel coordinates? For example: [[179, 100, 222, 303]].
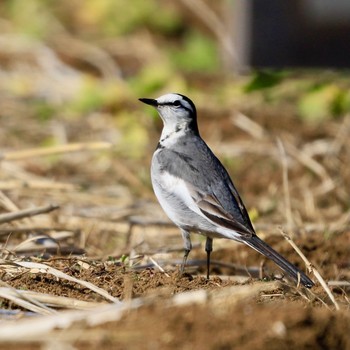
[[0, 0, 349, 258]]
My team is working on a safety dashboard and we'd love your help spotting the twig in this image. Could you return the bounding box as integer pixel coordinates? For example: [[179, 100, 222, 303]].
[[0, 190, 33, 232], [0, 204, 59, 224], [278, 227, 340, 311], [277, 138, 294, 232], [1, 142, 112, 161], [148, 256, 170, 277]]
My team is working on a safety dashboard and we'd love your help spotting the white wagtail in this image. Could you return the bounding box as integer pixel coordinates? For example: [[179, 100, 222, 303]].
[[139, 93, 314, 288]]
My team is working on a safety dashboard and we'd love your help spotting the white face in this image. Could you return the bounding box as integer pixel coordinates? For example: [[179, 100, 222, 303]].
[[155, 93, 195, 124]]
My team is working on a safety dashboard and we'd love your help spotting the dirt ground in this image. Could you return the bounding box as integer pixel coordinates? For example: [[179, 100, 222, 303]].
[[1, 230, 349, 349], [0, 106, 349, 348], [0, 109, 349, 348]]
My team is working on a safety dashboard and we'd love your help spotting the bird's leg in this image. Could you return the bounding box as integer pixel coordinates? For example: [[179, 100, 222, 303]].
[[180, 229, 192, 275], [205, 237, 213, 280], [181, 249, 190, 275]]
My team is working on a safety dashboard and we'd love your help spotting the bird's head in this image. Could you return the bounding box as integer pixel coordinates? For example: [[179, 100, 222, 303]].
[[139, 93, 199, 135]]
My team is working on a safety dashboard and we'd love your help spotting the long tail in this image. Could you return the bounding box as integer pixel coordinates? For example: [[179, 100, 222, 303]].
[[244, 235, 314, 288]]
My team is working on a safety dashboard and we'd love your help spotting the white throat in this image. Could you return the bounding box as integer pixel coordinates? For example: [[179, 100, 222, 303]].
[[159, 122, 187, 147]]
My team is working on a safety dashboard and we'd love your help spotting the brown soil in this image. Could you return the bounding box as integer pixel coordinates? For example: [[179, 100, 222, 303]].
[[1, 231, 349, 349]]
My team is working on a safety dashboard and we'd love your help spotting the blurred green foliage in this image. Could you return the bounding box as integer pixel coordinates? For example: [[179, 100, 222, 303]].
[[1, 0, 350, 160], [244, 70, 350, 122], [5, 0, 53, 38], [129, 63, 175, 96], [298, 83, 350, 122], [4, 0, 183, 38], [65, 78, 131, 116], [0, 0, 220, 132], [67, 0, 182, 37], [170, 31, 219, 73], [244, 71, 286, 93], [128, 63, 188, 98], [114, 111, 149, 159], [34, 101, 56, 122]]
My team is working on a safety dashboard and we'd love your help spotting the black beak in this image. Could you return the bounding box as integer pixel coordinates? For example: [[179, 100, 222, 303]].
[[139, 98, 158, 106]]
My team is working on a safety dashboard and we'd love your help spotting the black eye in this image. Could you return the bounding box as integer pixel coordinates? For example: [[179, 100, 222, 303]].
[[173, 100, 181, 106]]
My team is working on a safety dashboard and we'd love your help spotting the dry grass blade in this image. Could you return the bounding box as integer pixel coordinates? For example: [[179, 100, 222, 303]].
[[147, 256, 170, 277], [284, 140, 332, 183], [1, 142, 112, 161], [12, 261, 120, 304], [278, 227, 340, 311], [0, 180, 76, 191], [0, 288, 105, 310], [231, 112, 266, 139], [0, 281, 279, 342], [0, 204, 59, 224], [52, 34, 123, 79], [277, 138, 294, 233], [328, 281, 350, 287], [0, 227, 76, 236], [0, 190, 21, 212], [0, 302, 128, 341], [173, 281, 280, 307], [0, 288, 55, 316], [12, 234, 60, 253], [0, 281, 56, 316]]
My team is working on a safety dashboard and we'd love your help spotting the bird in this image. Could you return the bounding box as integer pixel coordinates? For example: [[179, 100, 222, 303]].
[[139, 93, 314, 288]]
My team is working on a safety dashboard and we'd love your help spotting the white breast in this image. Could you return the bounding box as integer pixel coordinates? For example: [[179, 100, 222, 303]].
[[151, 170, 199, 224]]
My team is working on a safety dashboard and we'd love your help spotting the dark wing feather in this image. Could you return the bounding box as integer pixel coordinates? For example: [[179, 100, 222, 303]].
[[226, 180, 255, 233], [187, 185, 253, 238]]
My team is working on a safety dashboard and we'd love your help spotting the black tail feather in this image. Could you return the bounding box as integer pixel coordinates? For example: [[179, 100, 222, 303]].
[[244, 235, 314, 288]]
